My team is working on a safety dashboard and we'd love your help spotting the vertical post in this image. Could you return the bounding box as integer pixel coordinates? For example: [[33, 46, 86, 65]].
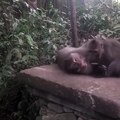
[[70, 0, 78, 47]]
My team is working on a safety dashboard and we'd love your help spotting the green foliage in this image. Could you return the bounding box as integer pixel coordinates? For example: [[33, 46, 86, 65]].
[[77, 1, 120, 39], [0, 0, 68, 85], [100, 2, 120, 38]]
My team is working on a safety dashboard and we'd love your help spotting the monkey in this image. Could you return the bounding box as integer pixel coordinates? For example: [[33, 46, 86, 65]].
[[56, 46, 100, 69], [83, 37, 120, 77], [56, 46, 106, 76], [63, 52, 93, 74], [56, 46, 93, 74], [84, 37, 120, 65], [56, 46, 84, 70]]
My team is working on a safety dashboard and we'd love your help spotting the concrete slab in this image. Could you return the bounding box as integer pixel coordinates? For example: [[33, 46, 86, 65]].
[[17, 64, 120, 118]]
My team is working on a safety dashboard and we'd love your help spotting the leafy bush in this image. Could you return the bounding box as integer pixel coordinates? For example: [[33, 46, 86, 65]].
[[100, 2, 120, 38], [0, 0, 69, 85], [77, 1, 120, 40]]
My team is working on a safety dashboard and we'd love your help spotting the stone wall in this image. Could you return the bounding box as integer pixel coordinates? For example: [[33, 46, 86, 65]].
[[36, 99, 91, 120], [18, 65, 120, 120], [27, 86, 114, 120]]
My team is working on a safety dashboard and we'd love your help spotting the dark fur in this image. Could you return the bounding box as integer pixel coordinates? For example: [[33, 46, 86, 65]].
[[56, 46, 105, 76], [91, 63, 107, 77], [56, 47, 93, 74], [106, 60, 120, 77], [83, 37, 120, 77]]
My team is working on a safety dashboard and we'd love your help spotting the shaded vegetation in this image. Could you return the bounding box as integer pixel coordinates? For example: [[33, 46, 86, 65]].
[[0, 0, 69, 85], [77, 1, 120, 42]]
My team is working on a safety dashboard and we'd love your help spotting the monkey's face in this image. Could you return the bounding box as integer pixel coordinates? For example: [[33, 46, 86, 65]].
[[65, 53, 88, 73]]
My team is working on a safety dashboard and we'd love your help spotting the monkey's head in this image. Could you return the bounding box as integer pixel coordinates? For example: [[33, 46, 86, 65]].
[[64, 53, 88, 74], [86, 38, 104, 62]]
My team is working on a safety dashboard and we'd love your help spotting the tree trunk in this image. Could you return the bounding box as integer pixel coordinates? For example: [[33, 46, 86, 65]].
[[70, 0, 78, 47]]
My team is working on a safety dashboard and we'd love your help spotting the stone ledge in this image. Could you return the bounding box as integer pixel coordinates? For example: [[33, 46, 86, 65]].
[[17, 64, 120, 119]]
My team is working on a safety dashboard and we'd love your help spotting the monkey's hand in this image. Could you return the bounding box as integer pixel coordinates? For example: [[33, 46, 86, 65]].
[[91, 63, 107, 77]]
